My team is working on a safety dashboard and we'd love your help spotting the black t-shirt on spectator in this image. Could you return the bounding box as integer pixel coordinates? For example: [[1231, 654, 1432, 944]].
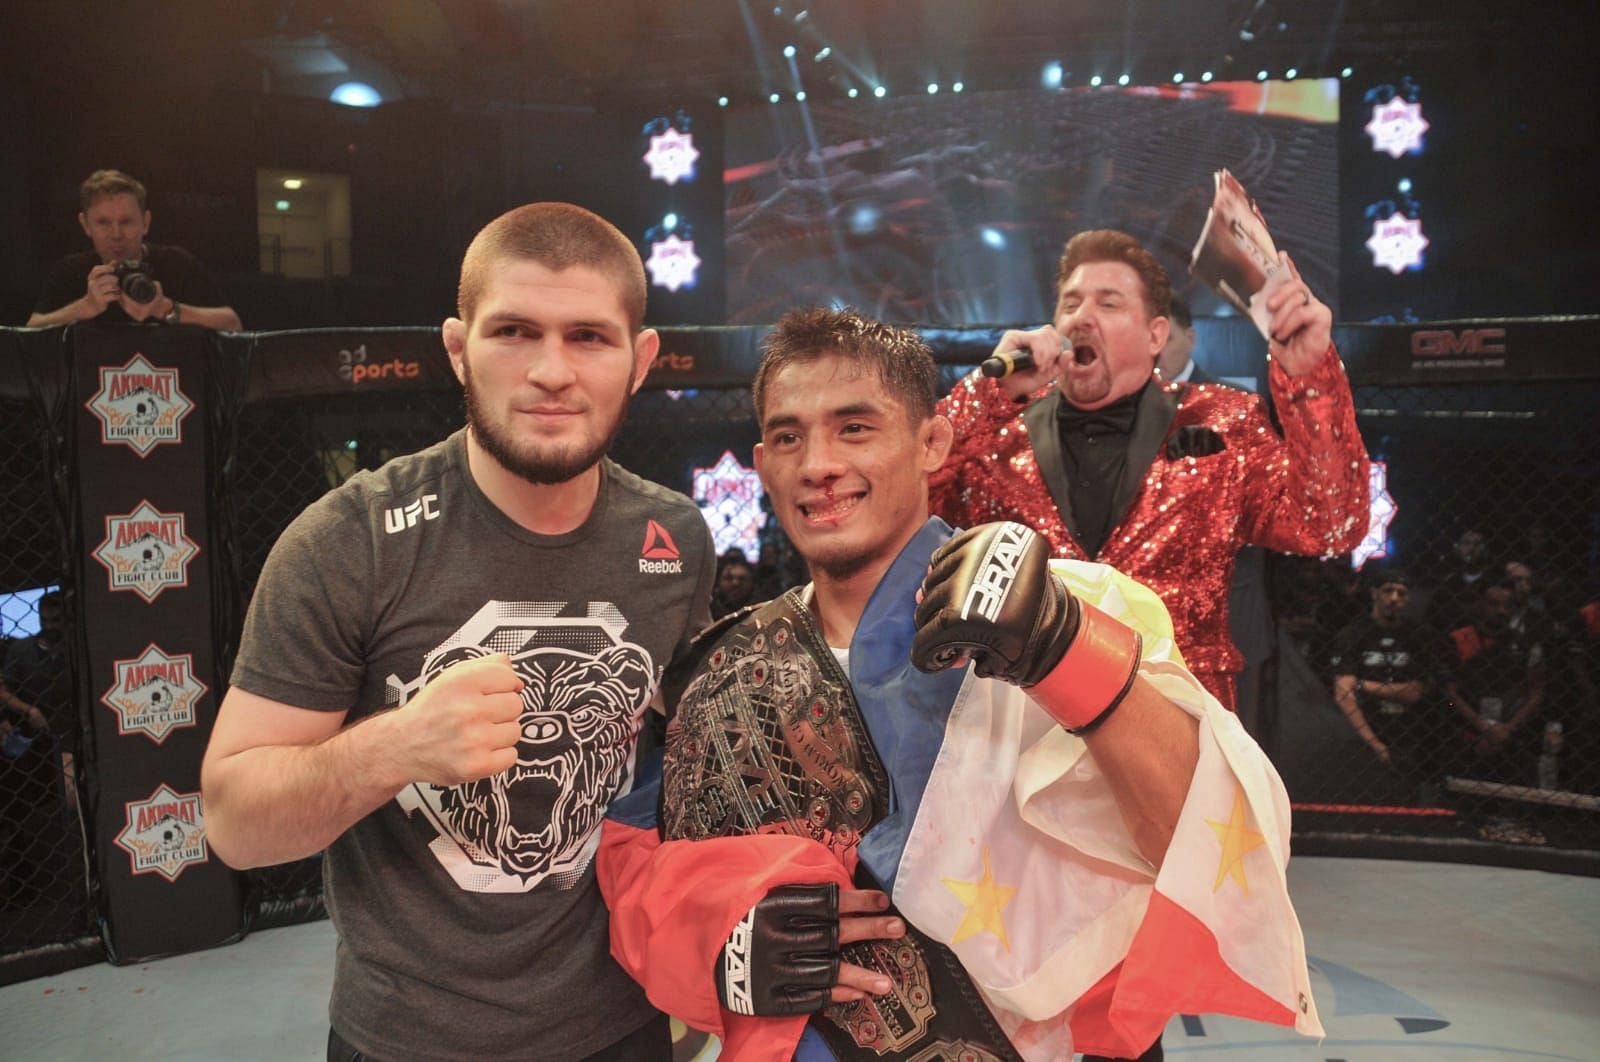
[[33, 244, 224, 324], [1326, 616, 1452, 750]]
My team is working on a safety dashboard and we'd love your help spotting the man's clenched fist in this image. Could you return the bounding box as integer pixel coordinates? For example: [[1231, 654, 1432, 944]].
[[911, 522, 1079, 687], [391, 652, 525, 786]]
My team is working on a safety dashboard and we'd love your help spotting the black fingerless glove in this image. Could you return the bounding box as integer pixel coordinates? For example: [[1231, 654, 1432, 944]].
[[716, 882, 840, 1016]]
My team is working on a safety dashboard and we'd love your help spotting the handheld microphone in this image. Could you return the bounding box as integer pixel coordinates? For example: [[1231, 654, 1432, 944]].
[[979, 349, 1037, 378]]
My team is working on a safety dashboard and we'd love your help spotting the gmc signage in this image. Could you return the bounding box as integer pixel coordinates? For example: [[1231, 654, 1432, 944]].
[[1410, 328, 1506, 357]]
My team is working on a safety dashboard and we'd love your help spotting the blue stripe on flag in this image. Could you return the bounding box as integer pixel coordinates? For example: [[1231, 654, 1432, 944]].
[[849, 517, 968, 894], [605, 748, 662, 828], [795, 1026, 838, 1060]]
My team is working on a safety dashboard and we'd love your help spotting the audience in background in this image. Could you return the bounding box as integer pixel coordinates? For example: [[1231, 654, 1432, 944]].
[[1153, 294, 1205, 384], [1, 591, 80, 917], [1446, 580, 1546, 785], [1426, 527, 1493, 634], [710, 549, 758, 619], [1, 592, 74, 808], [1327, 570, 1452, 803]]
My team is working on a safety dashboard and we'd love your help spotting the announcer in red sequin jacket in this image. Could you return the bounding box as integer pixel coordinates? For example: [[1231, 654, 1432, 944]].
[[932, 230, 1369, 708]]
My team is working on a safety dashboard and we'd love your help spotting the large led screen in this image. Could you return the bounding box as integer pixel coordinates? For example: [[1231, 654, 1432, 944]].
[[725, 80, 1338, 326]]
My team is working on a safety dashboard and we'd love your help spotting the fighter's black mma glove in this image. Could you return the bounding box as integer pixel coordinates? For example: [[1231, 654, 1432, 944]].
[[716, 882, 841, 1016], [912, 522, 1142, 734]]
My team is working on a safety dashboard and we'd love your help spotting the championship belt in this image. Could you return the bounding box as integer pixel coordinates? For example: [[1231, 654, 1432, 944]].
[[663, 590, 1021, 1061]]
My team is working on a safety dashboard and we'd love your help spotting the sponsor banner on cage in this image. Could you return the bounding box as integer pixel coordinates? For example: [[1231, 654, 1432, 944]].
[[72, 323, 243, 960], [246, 328, 454, 400], [100, 643, 207, 744], [85, 352, 194, 456], [1331, 317, 1600, 384], [92, 500, 200, 604], [113, 783, 210, 883]]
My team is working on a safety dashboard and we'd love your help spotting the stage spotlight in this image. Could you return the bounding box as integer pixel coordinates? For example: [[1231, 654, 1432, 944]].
[[1173, 72, 1184, 83], [282, 178, 303, 190], [1201, 70, 1214, 82], [664, 213, 678, 231], [1398, 178, 1412, 193], [275, 200, 290, 212], [1342, 66, 1354, 78], [927, 83, 939, 94], [783, 44, 796, 58], [981, 227, 1006, 249], [329, 81, 382, 107], [1089, 74, 1102, 87], [1117, 73, 1130, 86], [848, 87, 859, 98], [717, 95, 729, 107], [873, 84, 886, 97], [814, 46, 830, 61], [794, 8, 808, 22], [1042, 61, 1063, 89], [769, 91, 781, 103], [952, 81, 964, 93], [1257, 69, 1269, 81], [795, 89, 807, 101], [1286, 67, 1298, 79]]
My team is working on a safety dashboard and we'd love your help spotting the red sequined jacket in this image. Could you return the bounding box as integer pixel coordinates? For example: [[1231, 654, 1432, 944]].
[[931, 346, 1370, 700]]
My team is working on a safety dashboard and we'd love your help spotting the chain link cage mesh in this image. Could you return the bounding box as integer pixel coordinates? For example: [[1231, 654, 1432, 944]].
[[1, 366, 94, 974], [1269, 380, 1600, 856]]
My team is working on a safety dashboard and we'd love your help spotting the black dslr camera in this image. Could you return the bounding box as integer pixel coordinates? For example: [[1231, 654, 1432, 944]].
[[114, 260, 158, 305]]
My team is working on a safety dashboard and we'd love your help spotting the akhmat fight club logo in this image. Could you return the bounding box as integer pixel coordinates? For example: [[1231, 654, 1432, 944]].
[[114, 783, 209, 882], [92, 501, 200, 603], [85, 353, 194, 456], [100, 644, 207, 743]]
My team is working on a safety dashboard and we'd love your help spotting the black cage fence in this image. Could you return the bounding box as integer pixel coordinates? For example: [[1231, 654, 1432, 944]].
[[1, 346, 93, 975], [2, 326, 1597, 982], [1269, 380, 1600, 858]]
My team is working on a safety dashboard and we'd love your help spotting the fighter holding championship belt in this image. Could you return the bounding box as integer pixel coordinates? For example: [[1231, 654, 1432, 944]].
[[598, 308, 1323, 1062]]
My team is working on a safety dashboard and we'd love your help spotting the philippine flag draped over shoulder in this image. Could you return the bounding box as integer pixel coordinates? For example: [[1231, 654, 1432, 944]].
[[600, 520, 1322, 1062], [886, 558, 1323, 1060]]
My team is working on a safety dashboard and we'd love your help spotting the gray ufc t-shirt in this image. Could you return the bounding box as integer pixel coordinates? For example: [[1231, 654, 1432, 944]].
[[231, 430, 713, 1061]]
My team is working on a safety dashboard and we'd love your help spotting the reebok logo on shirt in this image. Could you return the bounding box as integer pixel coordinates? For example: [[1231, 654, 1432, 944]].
[[639, 519, 683, 574]]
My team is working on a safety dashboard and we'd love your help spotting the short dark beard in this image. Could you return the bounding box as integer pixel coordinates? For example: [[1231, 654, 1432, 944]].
[[807, 550, 870, 584], [461, 358, 629, 486]]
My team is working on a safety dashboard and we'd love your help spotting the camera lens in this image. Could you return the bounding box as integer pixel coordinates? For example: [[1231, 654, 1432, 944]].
[[120, 269, 158, 305], [116, 261, 158, 305]]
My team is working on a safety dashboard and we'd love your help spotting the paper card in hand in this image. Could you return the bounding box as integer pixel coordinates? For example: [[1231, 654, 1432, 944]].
[[1188, 169, 1290, 342]]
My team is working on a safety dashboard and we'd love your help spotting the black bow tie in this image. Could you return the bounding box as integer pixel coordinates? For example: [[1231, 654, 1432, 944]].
[[1057, 391, 1140, 437]]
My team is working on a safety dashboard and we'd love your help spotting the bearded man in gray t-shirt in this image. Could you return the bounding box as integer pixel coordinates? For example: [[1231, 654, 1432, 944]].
[[202, 203, 714, 1062]]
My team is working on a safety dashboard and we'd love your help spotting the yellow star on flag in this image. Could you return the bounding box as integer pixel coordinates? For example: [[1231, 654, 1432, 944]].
[[941, 847, 1017, 950], [1207, 784, 1267, 893]]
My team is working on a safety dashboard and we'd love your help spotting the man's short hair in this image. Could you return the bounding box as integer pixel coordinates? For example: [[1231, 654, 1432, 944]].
[[753, 307, 938, 426], [1055, 229, 1173, 322], [80, 170, 147, 212], [457, 202, 646, 331], [717, 549, 754, 572], [1368, 567, 1412, 592], [1168, 294, 1193, 329]]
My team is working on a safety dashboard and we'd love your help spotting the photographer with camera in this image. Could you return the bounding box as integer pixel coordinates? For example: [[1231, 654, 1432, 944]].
[[27, 169, 240, 331]]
